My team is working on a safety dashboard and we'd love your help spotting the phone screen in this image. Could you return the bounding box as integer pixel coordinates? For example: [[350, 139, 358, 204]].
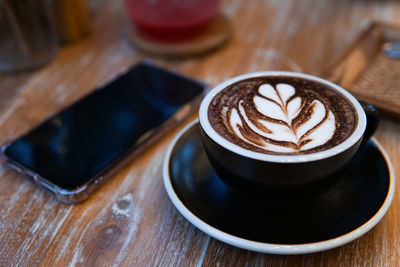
[[3, 62, 205, 191]]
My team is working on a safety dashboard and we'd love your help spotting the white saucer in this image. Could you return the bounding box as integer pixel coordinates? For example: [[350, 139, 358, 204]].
[[163, 120, 395, 254]]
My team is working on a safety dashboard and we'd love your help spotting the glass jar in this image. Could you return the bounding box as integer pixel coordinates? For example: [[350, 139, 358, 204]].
[[0, 0, 58, 72]]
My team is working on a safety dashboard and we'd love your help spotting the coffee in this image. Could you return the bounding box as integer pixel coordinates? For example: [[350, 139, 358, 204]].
[[207, 76, 358, 155]]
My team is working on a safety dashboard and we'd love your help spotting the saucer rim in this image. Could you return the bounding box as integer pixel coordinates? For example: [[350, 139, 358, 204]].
[[162, 119, 395, 254]]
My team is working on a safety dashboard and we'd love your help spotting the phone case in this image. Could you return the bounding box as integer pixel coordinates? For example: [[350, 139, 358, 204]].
[[0, 60, 208, 204]]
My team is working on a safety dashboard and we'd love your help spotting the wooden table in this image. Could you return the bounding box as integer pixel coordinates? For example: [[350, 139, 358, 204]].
[[1, 0, 399, 266]]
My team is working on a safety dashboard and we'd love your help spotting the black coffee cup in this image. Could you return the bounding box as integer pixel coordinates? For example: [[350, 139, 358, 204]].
[[199, 72, 379, 196]]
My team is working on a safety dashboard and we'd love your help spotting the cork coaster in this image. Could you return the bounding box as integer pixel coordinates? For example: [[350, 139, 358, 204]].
[[128, 14, 232, 57]]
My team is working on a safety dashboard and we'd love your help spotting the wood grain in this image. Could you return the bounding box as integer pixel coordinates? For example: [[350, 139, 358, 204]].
[[0, 0, 400, 266]]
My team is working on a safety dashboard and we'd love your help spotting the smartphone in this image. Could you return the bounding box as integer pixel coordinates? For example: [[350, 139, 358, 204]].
[[0, 61, 207, 203]]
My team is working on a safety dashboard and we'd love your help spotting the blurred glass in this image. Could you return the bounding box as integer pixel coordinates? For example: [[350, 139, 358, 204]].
[[0, 0, 58, 72], [124, 0, 220, 42]]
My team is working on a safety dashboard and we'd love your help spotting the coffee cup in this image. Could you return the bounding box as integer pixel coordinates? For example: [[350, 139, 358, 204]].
[[199, 71, 379, 195]]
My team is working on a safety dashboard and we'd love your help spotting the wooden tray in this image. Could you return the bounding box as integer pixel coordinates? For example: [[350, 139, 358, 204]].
[[323, 22, 400, 118]]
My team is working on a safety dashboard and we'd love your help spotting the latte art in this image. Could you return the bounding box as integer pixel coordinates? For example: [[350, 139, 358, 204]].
[[208, 77, 357, 155], [229, 83, 336, 153]]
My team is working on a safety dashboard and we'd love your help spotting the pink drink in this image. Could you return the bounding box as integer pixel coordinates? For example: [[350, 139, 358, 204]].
[[124, 0, 219, 42]]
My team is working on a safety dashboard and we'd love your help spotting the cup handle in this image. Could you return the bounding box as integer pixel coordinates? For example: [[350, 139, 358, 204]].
[[360, 101, 380, 145]]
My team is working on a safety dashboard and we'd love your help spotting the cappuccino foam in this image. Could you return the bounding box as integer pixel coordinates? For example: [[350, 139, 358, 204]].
[[207, 77, 358, 155]]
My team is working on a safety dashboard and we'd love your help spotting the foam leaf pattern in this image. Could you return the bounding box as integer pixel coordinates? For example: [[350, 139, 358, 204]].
[[229, 83, 336, 153]]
